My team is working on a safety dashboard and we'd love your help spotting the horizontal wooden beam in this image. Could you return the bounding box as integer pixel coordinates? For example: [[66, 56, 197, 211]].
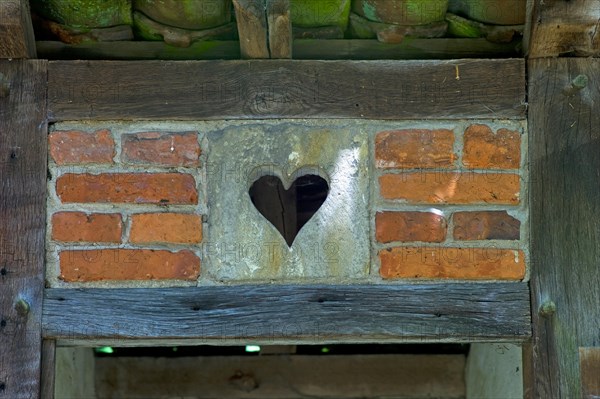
[[36, 38, 521, 61], [43, 284, 531, 346], [47, 59, 526, 121]]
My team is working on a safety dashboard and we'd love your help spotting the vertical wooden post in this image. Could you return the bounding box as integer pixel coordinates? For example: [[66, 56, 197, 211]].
[[266, 0, 292, 59], [528, 58, 600, 397], [233, 0, 270, 59], [0, 60, 48, 398]]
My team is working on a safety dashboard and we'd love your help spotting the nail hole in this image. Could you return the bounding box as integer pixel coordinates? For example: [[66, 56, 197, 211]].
[[192, 306, 200, 311], [0, 320, 6, 328], [0, 268, 6, 276]]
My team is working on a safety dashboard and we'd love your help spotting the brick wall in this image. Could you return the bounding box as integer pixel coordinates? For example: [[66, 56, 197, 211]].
[[374, 124, 527, 281], [46, 121, 527, 287]]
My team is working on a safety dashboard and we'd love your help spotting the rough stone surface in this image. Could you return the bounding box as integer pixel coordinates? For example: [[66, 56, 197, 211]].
[[56, 173, 198, 204], [206, 121, 370, 280], [379, 172, 520, 204], [462, 124, 521, 169], [129, 213, 202, 244], [59, 249, 200, 282], [49, 129, 115, 165], [376, 211, 447, 243], [375, 129, 456, 169], [453, 211, 520, 240], [52, 212, 122, 243], [379, 247, 526, 280], [122, 131, 200, 167]]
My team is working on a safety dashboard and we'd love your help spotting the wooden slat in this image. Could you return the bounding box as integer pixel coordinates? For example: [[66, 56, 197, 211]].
[[47, 59, 526, 121], [36, 38, 521, 61], [43, 284, 531, 346], [0, 60, 47, 398], [95, 354, 466, 398], [0, 0, 36, 58], [40, 341, 56, 399], [529, 58, 600, 397], [36, 40, 242, 60], [233, 0, 269, 59], [267, 0, 292, 58], [528, 0, 600, 57], [293, 38, 521, 59], [580, 348, 600, 398]]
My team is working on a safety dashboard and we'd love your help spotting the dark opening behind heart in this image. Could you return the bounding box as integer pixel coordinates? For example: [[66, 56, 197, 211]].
[[249, 174, 329, 246]]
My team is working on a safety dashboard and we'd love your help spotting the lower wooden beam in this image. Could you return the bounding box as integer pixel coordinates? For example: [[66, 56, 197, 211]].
[[43, 284, 530, 346], [95, 354, 466, 398]]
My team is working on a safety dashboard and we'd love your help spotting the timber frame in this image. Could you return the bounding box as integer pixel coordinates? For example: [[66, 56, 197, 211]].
[[1, 0, 599, 398]]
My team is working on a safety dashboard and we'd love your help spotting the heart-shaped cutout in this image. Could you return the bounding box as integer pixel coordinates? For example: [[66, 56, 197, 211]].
[[249, 174, 329, 247]]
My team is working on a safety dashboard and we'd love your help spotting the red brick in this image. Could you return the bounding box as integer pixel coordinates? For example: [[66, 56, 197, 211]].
[[375, 129, 456, 169], [59, 249, 200, 282], [379, 172, 520, 204], [122, 132, 200, 167], [376, 211, 446, 243], [462, 124, 521, 169], [453, 211, 521, 240], [52, 212, 122, 243], [379, 247, 526, 280], [49, 129, 115, 165], [56, 173, 198, 204], [130, 213, 202, 244]]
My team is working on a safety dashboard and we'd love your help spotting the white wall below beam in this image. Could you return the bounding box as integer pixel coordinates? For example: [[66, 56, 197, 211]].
[[466, 343, 523, 399]]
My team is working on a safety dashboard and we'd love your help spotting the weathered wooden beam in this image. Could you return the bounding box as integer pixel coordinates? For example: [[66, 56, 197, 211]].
[[43, 284, 531, 346], [527, 0, 600, 57], [528, 58, 600, 397], [0, 60, 47, 398], [0, 0, 36, 58], [233, 0, 270, 59], [36, 38, 521, 61], [267, 0, 292, 58], [95, 354, 466, 398], [47, 59, 526, 121]]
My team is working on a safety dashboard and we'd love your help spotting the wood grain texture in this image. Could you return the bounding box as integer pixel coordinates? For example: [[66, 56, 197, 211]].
[[0, 60, 47, 399], [40, 341, 56, 399], [233, 0, 269, 59], [36, 38, 521, 61], [528, 0, 600, 57], [0, 0, 36, 58], [95, 354, 466, 398], [529, 58, 600, 397], [43, 284, 531, 346], [267, 0, 292, 58], [579, 347, 600, 398], [47, 59, 526, 121]]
